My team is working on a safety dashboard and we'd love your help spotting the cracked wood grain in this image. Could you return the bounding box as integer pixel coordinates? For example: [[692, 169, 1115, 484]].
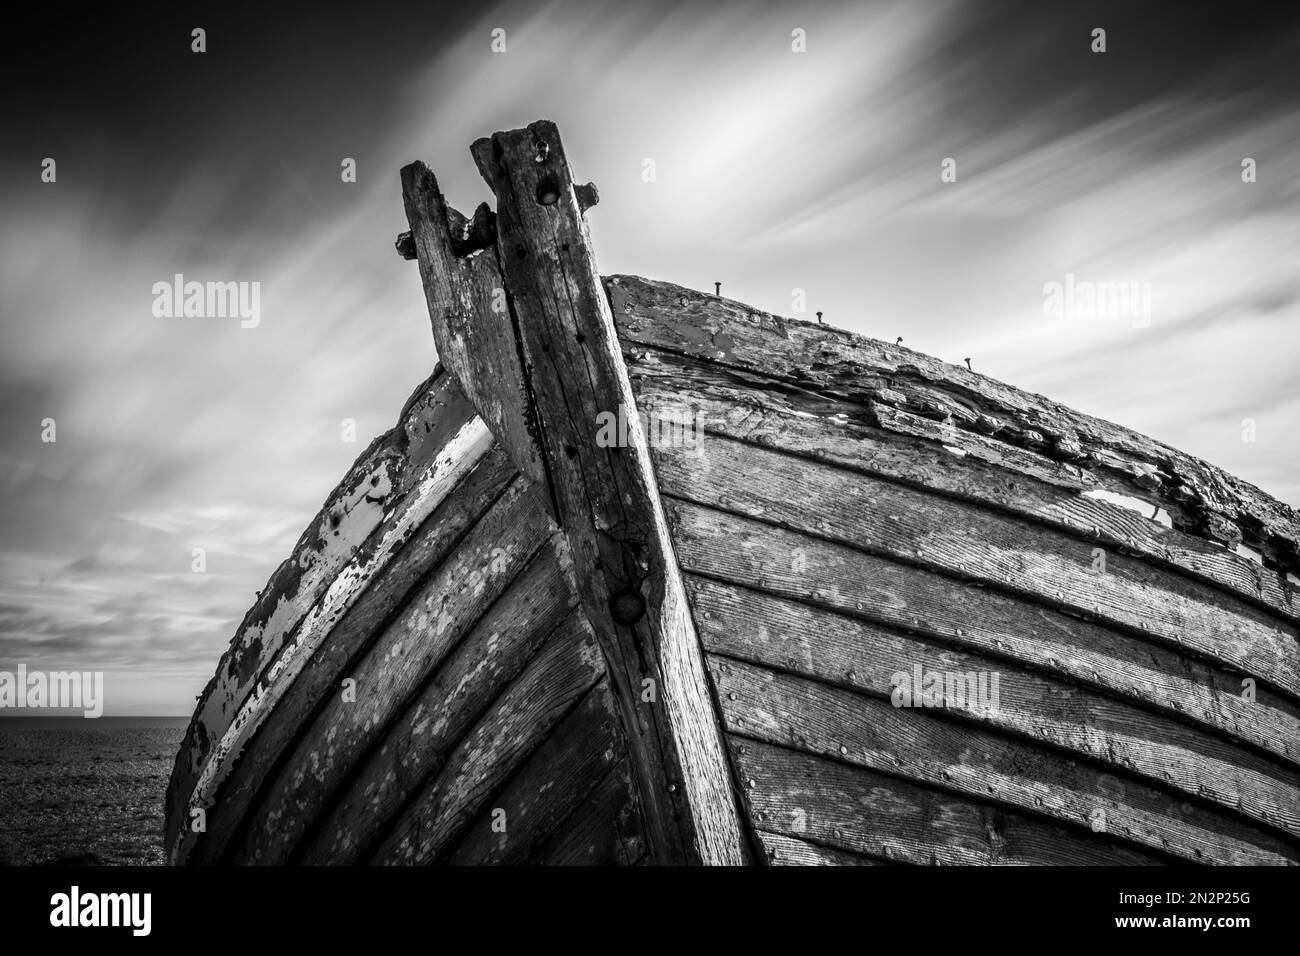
[[228, 477, 555, 864], [654, 433, 1300, 705], [297, 547, 582, 865], [712, 655, 1297, 863], [669, 503, 1300, 837], [731, 737, 1166, 865], [621, 342, 1300, 627], [165, 369, 494, 863], [188, 445, 520, 864], [607, 274, 1300, 581], [401, 164, 545, 490], [446, 121, 745, 865]]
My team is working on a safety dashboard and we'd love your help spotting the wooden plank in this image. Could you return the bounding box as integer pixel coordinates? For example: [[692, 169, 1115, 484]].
[[694, 577, 1300, 812], [755, 830, 889, 866], [444, 681, 628, 865], [669, 505, 1300, 835], [731, 737, 1167, 865], [188, 445, 520, 863], [713, 656, 1298, 864], [608, 274, 1300, 580], [681, 521, 1300, 769], [463, 121, 744, 865], [168, 370, 494, 863], [654, 433, 1300, 702], [294, 545, 581, 865], [366, 629, 608, 865], [401, 162, 545, 489], [226, 477, 555, 864], [624, 345, 1300, 626], [527, 759, 646, 866]]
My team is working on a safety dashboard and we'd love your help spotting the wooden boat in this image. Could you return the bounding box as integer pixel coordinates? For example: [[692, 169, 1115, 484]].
[[165, 121, 1300, 866]]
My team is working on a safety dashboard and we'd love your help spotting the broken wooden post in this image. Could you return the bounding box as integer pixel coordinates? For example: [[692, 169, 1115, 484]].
[[399, 163, 545, 489], [402, 120, 746, 865]]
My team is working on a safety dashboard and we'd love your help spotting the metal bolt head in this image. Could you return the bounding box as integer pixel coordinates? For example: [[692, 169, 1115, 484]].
[[609, 589, 646, 626]]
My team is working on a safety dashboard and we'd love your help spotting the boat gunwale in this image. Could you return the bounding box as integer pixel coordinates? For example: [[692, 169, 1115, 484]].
[[606, 273, 1300, 586]]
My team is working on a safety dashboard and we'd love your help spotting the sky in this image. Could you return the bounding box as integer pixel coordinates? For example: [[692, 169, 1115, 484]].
[[1, 0, 1297, 714]]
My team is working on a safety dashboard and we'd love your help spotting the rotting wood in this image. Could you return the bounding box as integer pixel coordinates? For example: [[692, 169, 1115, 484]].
[[298, 560, 583, 865], [691, 576, 1300, 785], [674, 503, 1300, 763], [668, 503, 1300, 835], [366, 631, 609, 865], [624, 344, 1300, 626], [168, 119, 1300, 868], [755, 830, 889, 866], [444, 679, 628, 865], [401, 163, 544, 489], [653, 434, 1300, 701], [432, 121, 746, 865], [167, 369, 494, 864], [712, 656, 1298, 864], [607, 274, 1300, 579], [732, 737, 1168, 865], [190, 446, 520, 864], [229, 478, 555, 864], [526, 758, 647, 866]]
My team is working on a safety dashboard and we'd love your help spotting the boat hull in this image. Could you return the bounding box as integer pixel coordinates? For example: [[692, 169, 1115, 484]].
[[165, 124, 1300, 866]]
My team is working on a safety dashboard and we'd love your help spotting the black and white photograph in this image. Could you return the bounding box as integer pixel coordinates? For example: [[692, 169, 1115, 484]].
[[1, 0, 1296, 937]]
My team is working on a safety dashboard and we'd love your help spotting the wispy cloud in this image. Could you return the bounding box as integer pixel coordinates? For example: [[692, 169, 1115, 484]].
[[2, 0, 1296, 713]]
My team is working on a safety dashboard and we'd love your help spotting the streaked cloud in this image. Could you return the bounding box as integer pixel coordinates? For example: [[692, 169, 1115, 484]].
[[1, 0, 1295, 713]]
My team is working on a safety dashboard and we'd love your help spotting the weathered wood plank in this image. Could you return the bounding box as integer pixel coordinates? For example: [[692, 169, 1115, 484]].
[[168, 370, 494, 863], [624, 345, 1300, 625], [401, 162, 545, 489], [731, 737, 1167, 865], [465, 121, 744, 865], [608, 274, 1300, 579], [668, 505, 1300, 835], [680, 519, 1300, 768], [654, 433, 1300, 702], [755, 830, 889, 866], [694, 577, 1300, 818], [713, 656, 1298, 864], [366, 629, 608, 865], [444, 680, 627, 865], [294, 542, 581, 865], [527, 759, 646, 866], [189, 445, 520, 863], [227, 477, 556, 864]]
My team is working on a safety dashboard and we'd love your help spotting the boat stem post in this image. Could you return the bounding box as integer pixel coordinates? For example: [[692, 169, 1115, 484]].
[[405, 120, 747, 865]]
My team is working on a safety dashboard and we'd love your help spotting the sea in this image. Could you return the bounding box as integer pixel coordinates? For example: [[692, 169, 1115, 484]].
[[0, 716, 186, 866]]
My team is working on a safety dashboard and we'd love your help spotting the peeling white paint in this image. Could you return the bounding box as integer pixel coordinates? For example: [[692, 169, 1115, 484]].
[[1233, 542, 1265, 566], [1082, 489, 1173, 528], [179, 414, 495, 861]]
